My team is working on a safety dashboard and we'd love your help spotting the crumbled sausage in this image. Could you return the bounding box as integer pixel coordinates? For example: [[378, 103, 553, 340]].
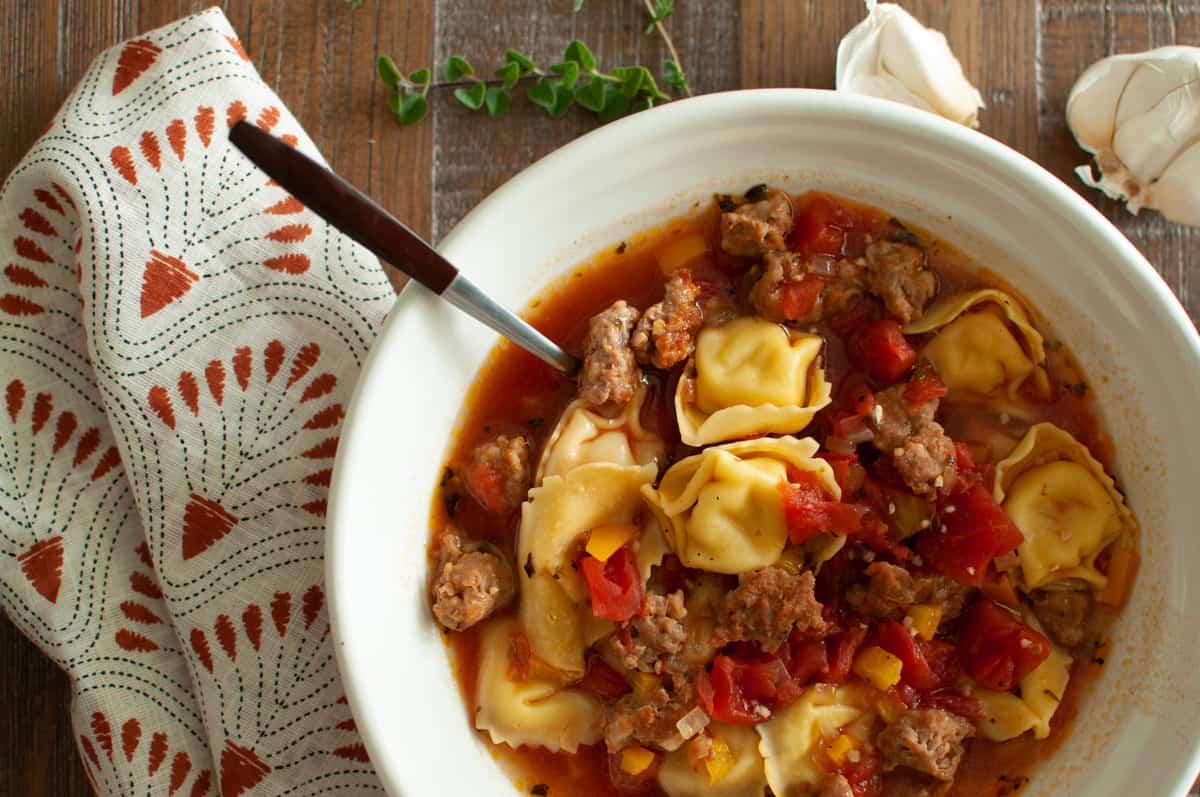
[[580, 301, 642, 407], [749, 252, 865, 323], [873, 386, 957, 496], [430, 530, 516, 632], [882, 769, 952, 797], [1030, 588, 1092, 648], [631, 269, 704, 369], [720, 189, 794, 257], [715, 568, 827, 651], [604, 675, 697, 752], [915, 575, 974, 625], [865, 240, 937, 324], [877, 708, 975, 782], [819, 774, 855, 797], [849, 562, 920, 618], [464, 434, 531, 513], [610, 590, 688, 673]]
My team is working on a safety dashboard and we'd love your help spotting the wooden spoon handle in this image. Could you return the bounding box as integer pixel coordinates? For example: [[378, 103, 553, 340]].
[[229, 120, 457, 294]]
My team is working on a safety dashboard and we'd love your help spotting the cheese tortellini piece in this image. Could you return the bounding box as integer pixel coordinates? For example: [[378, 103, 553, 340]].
[[994, 423, 1136, 590], [975, 634, 1073, 742], [642, 436, 838, 574], [517, 462, 657, 673], [658, 724, 767, 797], [756, 683, 877, 796], [676, 317, 831, 446], [474, 618, 603, 753], [904, 289, 1051, 398], [537, 386, 664, 481]]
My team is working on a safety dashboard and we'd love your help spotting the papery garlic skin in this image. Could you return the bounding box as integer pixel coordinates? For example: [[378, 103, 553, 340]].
[[1067, 46, 1200, 227], [836, 0, 984, 127]]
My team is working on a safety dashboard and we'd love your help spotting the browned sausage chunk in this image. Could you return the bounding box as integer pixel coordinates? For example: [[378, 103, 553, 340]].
[[1030, 588, 1092, 648], [430, 530, 516, 632], [865, 240, 937, 324], [715, 568, 827, 652], [603, 675, 698, 752], [720, 189, 794, 257], [580, 300, 642, 407], [819, 774, 856, 797], [463, 434, 532, 514], [882, 769, 953, 797], [877, 708, 975, 782], [610, 590, 688, 673], [849, 561, 920, 619], [631, 269, 704, 369], [873, 385, 957, 496]]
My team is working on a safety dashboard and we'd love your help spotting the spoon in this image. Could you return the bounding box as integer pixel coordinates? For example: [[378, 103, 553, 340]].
[[228, 121, 580, 375]]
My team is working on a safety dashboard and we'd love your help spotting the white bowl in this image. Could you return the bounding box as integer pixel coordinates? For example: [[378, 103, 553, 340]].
[[327, 89, 1200, 797]]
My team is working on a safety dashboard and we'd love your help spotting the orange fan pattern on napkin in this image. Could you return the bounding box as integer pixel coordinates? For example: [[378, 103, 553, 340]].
[[0, 9, 391, 795]]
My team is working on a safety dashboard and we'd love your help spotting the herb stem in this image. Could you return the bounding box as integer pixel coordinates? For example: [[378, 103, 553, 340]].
[[642, 0, 691, 97], [399, 71, 551, 93]]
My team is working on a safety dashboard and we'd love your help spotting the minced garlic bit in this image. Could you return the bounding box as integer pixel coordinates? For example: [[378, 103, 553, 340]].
[[912, 555, 924, 566], [888, 502, 896, 515], [862, 550, 876, 563], [1000, 412, 1011, 425], [754, 705, 772, 719], [872, 404, 884, 425], [919, 519, 931, 529], [966, 566, 976, 575], [934, 475, 945, 488], [1019, 638, 1033, 649], [944, 505, 956, 514], [847, 749, 862, 763]]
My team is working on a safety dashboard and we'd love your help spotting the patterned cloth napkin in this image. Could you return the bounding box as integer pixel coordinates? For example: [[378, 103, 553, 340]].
[[0, 9, 392, 795]]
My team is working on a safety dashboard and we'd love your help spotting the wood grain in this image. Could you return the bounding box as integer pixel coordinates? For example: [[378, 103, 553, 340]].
[[2, 1, 1199, 794]]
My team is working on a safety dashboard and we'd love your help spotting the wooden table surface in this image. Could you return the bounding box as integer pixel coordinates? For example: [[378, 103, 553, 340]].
[[1, 0, 1196, 794]]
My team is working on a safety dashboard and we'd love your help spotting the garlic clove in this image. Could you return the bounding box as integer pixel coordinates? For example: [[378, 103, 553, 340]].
[[1067, 45, 1200, 227], [1147, 140, 1200, 227], [836, 1, 984, 128]]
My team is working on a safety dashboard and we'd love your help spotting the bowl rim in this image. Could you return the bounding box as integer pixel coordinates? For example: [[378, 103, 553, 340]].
[[326, 87, 1200, 797]]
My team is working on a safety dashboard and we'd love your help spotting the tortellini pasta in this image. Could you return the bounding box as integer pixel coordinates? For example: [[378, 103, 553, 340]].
[[642, 437, 838, 574], [517, 462, 657, 673], [537, 386, 665, 482], [474, 618, 604, 753], [675, 317, 831, 446], [756, 683, 877, 797], [975, 634, 1073, 742], [994, 423, 1135, 590], [903, 289, 1051, 399], [658, 724, 767, 797]]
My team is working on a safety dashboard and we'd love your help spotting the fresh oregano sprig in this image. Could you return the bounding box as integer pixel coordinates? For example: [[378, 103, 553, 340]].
[[378, 40, 675, 126]]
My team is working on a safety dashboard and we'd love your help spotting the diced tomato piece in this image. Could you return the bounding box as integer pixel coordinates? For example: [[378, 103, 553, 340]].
[[826, 624, 869, 684], [829, 296, 879, 339], [914, 484, 1024, 586], [920, 688, 985, 721], [739, 658, 790, 702], [463, 458, 507, 514], [779, 273, 826, 320], [959, 600, 1052, 691], [579, 654, 631, 700], [849, 319, 918, 384], [786, 636, 831, 684], [791, 195, 847, 257], [846, 508, 912, 562], [839, 372, 877, 418], [780, 471, 861, 544], [838, 746, 883, 797], [698, 655, 766, 725], [579, 546, 644, 622], [921, 637, 963, 688], [903, 366, 948, 410], [817, 452, 867, 497], [876, 621, 937, 689]]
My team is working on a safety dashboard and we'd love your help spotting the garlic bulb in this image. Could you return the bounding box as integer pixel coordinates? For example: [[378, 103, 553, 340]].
[[1067, 46, 1200, 226], [836, 0, 984, 127]]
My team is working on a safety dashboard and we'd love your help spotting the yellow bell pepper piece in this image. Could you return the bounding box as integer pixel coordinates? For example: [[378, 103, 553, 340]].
[[1099, 548, 1140, 607], [906, 604, 943, 641], [705, 734, 734, 784], [630, 672, 660, 700], [826, 733, 857, 767], [853, 646, 903, 691], [585, 523, 639, 562], [620, 745, 656, 776], [876, 693, 906, 724], [656, 232, 708, 275]]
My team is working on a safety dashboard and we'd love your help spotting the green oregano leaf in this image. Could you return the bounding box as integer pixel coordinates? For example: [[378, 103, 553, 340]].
[[398, 93, 429, 125], [644, 0, 674, 32], [550, 83, 575, 117], [495, 62, 521, 90], [563, 40, 597, 72], [613, 66, 646, 98], [444, 55, 474, 81], [409, 68, 432, 87], [485, 87, 512, 118], [505, 49, 537, 75], [573, 0, 585, 10], [550, 61, 581, 89], [574, 76, 607, 112], [386, 90, 402, 115], [527, 78, 558, 112], [454, 80, 487, 110], [664, 59, 686, 93], [378, 56, 403, 88], [597, 83, 631, 123]]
